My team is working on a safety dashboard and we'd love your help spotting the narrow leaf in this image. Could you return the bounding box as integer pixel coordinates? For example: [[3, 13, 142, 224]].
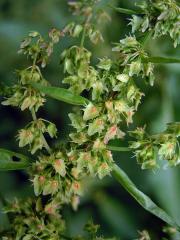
[[32, 83, 89, 106], [0, 148, 30, 171], [144, 57, 180, 64], [112, 164, 180, 231], [109, 5, 143, 15], [107, 145, 130, 152]]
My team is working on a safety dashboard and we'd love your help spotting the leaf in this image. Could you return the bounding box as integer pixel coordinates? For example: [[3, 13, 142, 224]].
[[107, 145, 130, 152], [0, 148, 30, 171], [31, 83, 89, 106], [109, 5, 143, 15], [112, 164, 180, 231], [143, 57, 180, 64]]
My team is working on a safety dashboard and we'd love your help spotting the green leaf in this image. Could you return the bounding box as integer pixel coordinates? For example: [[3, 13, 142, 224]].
[[107, 145, 130, 152], [31, 83, 89, 106], [143, 57, 180, 64], [112, 164, 180, 231], [0, 148, 30, 171], [109, 5, 143, 15]]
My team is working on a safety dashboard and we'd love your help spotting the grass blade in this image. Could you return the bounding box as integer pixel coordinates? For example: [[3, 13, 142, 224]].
[[32, 83, 89, 106], [112, 164, 180, 231], [0, 148, 30, 171]]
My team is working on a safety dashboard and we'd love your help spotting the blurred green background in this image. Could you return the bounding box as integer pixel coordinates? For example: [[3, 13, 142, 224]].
[[0, 0, 180, 239]]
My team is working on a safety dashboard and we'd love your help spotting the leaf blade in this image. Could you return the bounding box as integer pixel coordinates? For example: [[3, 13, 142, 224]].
[[112, 164, 180, 231], [32, 83, 89, 106], [144, 57, 180, 64], [107, 145, 130, 152], [0, 148, 30, 171], [109, 5, 143, 15]]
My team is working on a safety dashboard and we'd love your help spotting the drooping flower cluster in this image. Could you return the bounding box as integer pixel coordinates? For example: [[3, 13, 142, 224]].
[[129, 122, 180, 169], [18, 119, 57, 154], [129, 0, 180, 47], [2, 67, 47, 112]]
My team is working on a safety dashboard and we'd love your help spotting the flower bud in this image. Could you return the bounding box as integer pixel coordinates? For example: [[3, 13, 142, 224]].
[[129, 61, 142, 77], [71, 181, 82, 195], [116, 74, 129, 83], [83, 103, 100, 121], [54, 159, 66, 177], [88, 117, 104, 136], [97, 162, 111, 179], [71, 195, 80, 211]]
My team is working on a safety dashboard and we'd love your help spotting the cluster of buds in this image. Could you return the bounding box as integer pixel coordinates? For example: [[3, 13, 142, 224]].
[[3, 198, 115, 240], [129, 123, 180, 169], [59, 37, 153, 178], [61, 46, 98, 94], [68, 0, 99, 17], [17, 119, 57, 154], [3, 198, 65, 240], [129, 0, 180, 47], [19, 29, 62, 68], [32, 150, 82, 208], [2, 67, 48, 112], [112, 36, 155, 86], [63, 21, 104, 45]]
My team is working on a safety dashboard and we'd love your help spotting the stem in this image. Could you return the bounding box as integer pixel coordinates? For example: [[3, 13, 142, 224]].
[[31, 108, 37, 121], [80, 25, 86, 47], [31, 108, 51, 154]]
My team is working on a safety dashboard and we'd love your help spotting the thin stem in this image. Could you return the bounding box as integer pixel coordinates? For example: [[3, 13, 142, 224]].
[[80, 25, 86, 47], [31, 108, 51, 154], [31, 108, 37, 121]]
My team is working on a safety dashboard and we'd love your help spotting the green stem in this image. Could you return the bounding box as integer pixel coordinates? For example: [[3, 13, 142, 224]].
[[80, 26, 86, 47], [31, 108, 37, 121], [112, 164, 180, 231], [31, 108, 51, 154]]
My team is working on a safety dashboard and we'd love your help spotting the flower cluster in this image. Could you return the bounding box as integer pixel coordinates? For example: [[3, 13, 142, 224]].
[[129, 0, 180, 47], [2, 67, 48, 112], [18, 119, 57, 154], [129, 122, 180, 169], [61, 46, 97, 94], [59, 36, 153, 182], [112, 36, 155, 86], [32, 150, 83, 210], [4, 199, 115, 240], [19, 29, 62, 68], [3, 198, 65, 240]]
